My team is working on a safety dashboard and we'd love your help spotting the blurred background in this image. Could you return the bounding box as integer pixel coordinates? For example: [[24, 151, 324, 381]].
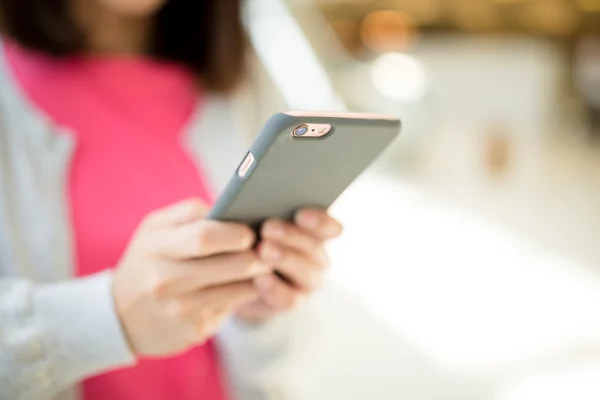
[[244, 1, 600, 399]]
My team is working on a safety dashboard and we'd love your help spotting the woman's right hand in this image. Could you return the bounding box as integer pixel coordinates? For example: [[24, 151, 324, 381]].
[[112, 199, 270, 358]]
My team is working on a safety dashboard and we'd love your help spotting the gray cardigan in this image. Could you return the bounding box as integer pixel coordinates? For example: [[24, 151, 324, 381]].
[[0, 41, 295, 400]]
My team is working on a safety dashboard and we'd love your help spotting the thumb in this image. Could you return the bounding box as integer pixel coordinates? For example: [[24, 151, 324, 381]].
[[145, 199, 209, 228]]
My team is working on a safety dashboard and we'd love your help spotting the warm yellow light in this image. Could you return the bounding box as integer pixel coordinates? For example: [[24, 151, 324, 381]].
[[387, 0, 441, 25], [360, 10, 416, 53], [452, 1, 499, 31], [578, 0, 600, 12], [518, 0, 579, 36]]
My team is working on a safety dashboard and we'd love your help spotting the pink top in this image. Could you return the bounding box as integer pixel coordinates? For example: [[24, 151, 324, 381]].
[[5, 42, 229, 400]]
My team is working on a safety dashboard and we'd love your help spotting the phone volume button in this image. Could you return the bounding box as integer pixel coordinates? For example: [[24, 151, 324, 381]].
[[238, 152, 255, 178]]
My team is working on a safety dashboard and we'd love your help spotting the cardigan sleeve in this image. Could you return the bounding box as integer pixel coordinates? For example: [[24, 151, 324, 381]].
[[0, 272, 136, 400]]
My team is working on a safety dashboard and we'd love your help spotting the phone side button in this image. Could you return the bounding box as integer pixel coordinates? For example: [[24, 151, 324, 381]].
[[238, 152, 255, 178]]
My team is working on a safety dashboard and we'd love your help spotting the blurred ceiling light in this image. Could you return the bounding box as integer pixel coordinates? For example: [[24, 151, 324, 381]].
[[369, 52, 427, 102], [360, 10, 416, 53], [578, 0, 600, 12]]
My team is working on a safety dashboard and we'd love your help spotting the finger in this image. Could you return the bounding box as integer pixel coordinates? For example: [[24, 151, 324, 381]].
[[254, 275, 303, 311], [171, 281, 259, 320], [154, 251, 271, 297], [259, 241, 324, 291], [198, 281, 259, 309], [144, 199, 209, 228], [262, 220, 327, 264], [295, 209, 343, 240], [171, 282, 258, 344], [153, 220, 256, 259]]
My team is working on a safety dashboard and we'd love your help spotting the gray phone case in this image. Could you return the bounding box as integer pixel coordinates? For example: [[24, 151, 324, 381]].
[[207, 112, 401, 228]]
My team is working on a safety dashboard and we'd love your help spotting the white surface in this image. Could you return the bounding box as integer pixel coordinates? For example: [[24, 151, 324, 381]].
[[287, 174, 600, 400], [329, 176, 600, 371]]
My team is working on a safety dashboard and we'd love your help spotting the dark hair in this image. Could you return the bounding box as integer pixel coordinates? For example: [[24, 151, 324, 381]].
[[0, 0, 247, 93]]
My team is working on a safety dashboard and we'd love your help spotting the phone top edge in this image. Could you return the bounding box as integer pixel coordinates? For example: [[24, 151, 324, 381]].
[[284, 110, 399, 122]]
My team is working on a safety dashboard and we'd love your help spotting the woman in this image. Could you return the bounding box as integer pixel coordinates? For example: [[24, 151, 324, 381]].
[[0, 0, 342, 399]]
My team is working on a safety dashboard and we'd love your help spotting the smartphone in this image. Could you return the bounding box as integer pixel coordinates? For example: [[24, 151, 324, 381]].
[[207, 111, 401, 227]]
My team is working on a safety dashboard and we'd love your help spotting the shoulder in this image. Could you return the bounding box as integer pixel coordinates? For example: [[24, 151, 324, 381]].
[[0, 37, 32, 127], [0, 37, 13, 118]]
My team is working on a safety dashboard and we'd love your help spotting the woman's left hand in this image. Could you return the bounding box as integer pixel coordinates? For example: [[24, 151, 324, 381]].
[[236, 209, 343, 322]]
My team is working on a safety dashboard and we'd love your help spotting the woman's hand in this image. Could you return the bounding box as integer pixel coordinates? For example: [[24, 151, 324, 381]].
[[112, 200, 271, 357], [236, 209, 343, 322]]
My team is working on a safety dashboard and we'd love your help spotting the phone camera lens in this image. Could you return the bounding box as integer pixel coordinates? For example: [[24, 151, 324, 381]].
[[293, 125, 308, 136]]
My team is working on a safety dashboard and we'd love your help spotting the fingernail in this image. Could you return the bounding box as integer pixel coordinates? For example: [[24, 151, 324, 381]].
[[299, 212, 320, 230], [261, 243, 282, 262], [264, 222, 285, 239], [255, 275, 273, 293], [241, 236, 254, 249]]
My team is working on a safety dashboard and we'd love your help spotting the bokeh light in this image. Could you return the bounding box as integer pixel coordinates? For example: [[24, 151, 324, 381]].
[[369, 52, 427, 102], [360, 10, 417, 53]]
